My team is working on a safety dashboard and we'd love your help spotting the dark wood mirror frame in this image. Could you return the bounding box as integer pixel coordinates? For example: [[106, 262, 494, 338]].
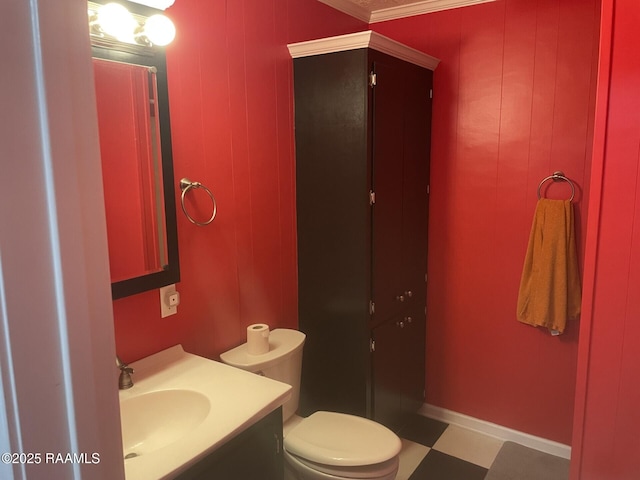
[[91, 0, 180, 300]]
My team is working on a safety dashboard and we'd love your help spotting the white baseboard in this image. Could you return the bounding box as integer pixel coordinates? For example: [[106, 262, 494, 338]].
[[419, 403, 572, 460]]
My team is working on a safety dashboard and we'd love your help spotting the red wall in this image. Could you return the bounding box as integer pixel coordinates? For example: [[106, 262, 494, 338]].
[[112, 0, 366, 362], [571, 1, 640, 478], [373, 0, 600, 444], [111, 0, 602, 447]]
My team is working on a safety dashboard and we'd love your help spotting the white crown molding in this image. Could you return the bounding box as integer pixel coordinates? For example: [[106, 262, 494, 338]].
[[369, 0, 496, 22], [318, 0, 372, 23], [318, 0, 497, 24], [128, 0, 175, 10], [288, 30, 440, 71], [420, 404, 572, 460]]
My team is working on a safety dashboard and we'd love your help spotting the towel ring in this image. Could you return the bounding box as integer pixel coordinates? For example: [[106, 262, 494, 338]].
[[179, 178, 217, 226], [537, 171, 575, 202]]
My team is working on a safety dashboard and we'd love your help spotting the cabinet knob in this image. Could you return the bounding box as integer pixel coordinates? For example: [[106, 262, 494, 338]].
[[396, 294, 405, 302], [405, 316, 413, 324], [396, 320, 405, 328], [405, 290, 413, 298]]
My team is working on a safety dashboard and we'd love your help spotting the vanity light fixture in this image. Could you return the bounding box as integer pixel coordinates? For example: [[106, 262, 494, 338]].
[[88, 1, 176, 47]]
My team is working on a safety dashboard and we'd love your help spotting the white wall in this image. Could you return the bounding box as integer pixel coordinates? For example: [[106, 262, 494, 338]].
[[0, 0, 123, 478]]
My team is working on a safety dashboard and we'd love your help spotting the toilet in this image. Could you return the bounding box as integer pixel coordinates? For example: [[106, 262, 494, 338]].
[[220, 329, 401, 480]]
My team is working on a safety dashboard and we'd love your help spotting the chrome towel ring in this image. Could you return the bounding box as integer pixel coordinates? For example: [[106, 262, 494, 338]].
[[537, 171, 575, 202], [179, 178, 217, 226]]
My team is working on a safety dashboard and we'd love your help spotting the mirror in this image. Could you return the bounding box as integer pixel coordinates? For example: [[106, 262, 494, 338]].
[[91, 1, 179, 299]]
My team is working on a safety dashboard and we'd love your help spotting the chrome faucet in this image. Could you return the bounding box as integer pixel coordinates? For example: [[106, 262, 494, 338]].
[[116, 355, 134, 390]]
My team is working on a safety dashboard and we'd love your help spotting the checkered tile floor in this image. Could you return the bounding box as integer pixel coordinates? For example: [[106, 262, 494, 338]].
[[396, 415, 504, 480], [287, 412, 568, 480]]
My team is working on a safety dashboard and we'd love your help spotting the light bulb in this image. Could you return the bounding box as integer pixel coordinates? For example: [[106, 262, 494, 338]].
[[99, 3, 137, 42], [144, 14, 176, 46]]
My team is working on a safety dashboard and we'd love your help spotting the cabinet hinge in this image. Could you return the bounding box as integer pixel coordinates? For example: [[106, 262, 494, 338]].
[[426, 185, 430, 195], [425, 273, 428, 283], [370, 338, 376, 353], [369, 300, 375, 315], [369, 190, 376, 205], [429, 88, 433, 99], [369, 72, 377, 87], [274, 433, 281, 454]]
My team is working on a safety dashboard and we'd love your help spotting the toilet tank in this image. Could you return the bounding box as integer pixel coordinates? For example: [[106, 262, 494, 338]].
[[220, 329, 305, 421]]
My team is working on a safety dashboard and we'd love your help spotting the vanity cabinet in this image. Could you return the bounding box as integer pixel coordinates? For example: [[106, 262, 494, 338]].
[[291, 32, 436, 432], [174, 408, 283, 480]]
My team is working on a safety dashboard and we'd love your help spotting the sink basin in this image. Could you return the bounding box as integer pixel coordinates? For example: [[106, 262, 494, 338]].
[[120, 389, 210, 458]]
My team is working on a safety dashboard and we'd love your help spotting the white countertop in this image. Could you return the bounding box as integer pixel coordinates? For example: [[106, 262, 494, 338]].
[[119, 345, 291, 480]]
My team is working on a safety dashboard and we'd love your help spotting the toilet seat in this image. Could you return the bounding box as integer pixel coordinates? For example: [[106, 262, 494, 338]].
[[284, 450, 399, 479], [284, 411, 401, 470]]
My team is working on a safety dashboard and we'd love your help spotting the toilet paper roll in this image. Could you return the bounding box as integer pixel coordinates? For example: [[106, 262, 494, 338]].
[[247, 324, 270, 355]]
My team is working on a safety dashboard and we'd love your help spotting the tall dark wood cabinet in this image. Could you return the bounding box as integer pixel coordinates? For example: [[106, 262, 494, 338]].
[[289, 32, 438, 432]]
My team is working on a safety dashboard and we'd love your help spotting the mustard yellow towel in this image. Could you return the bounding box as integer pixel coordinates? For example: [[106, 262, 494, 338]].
[[517, 199, 581, 334]]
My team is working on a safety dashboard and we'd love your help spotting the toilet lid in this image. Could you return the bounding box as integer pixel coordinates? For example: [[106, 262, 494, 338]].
[[284, 411, 401, 467]]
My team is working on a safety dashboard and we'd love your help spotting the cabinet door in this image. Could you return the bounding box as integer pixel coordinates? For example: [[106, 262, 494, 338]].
[[370, 58, 408, 325], [174, 409, 283, 480], [372, 311, 425, 431], [401, 62, 431, 309], [371, 316, 405, 431], [401, 306, 426, 414], [371, 57, 431, 325]]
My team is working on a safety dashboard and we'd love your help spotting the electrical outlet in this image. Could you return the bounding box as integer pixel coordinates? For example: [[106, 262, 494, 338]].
[[160, 284, 179, 318]]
